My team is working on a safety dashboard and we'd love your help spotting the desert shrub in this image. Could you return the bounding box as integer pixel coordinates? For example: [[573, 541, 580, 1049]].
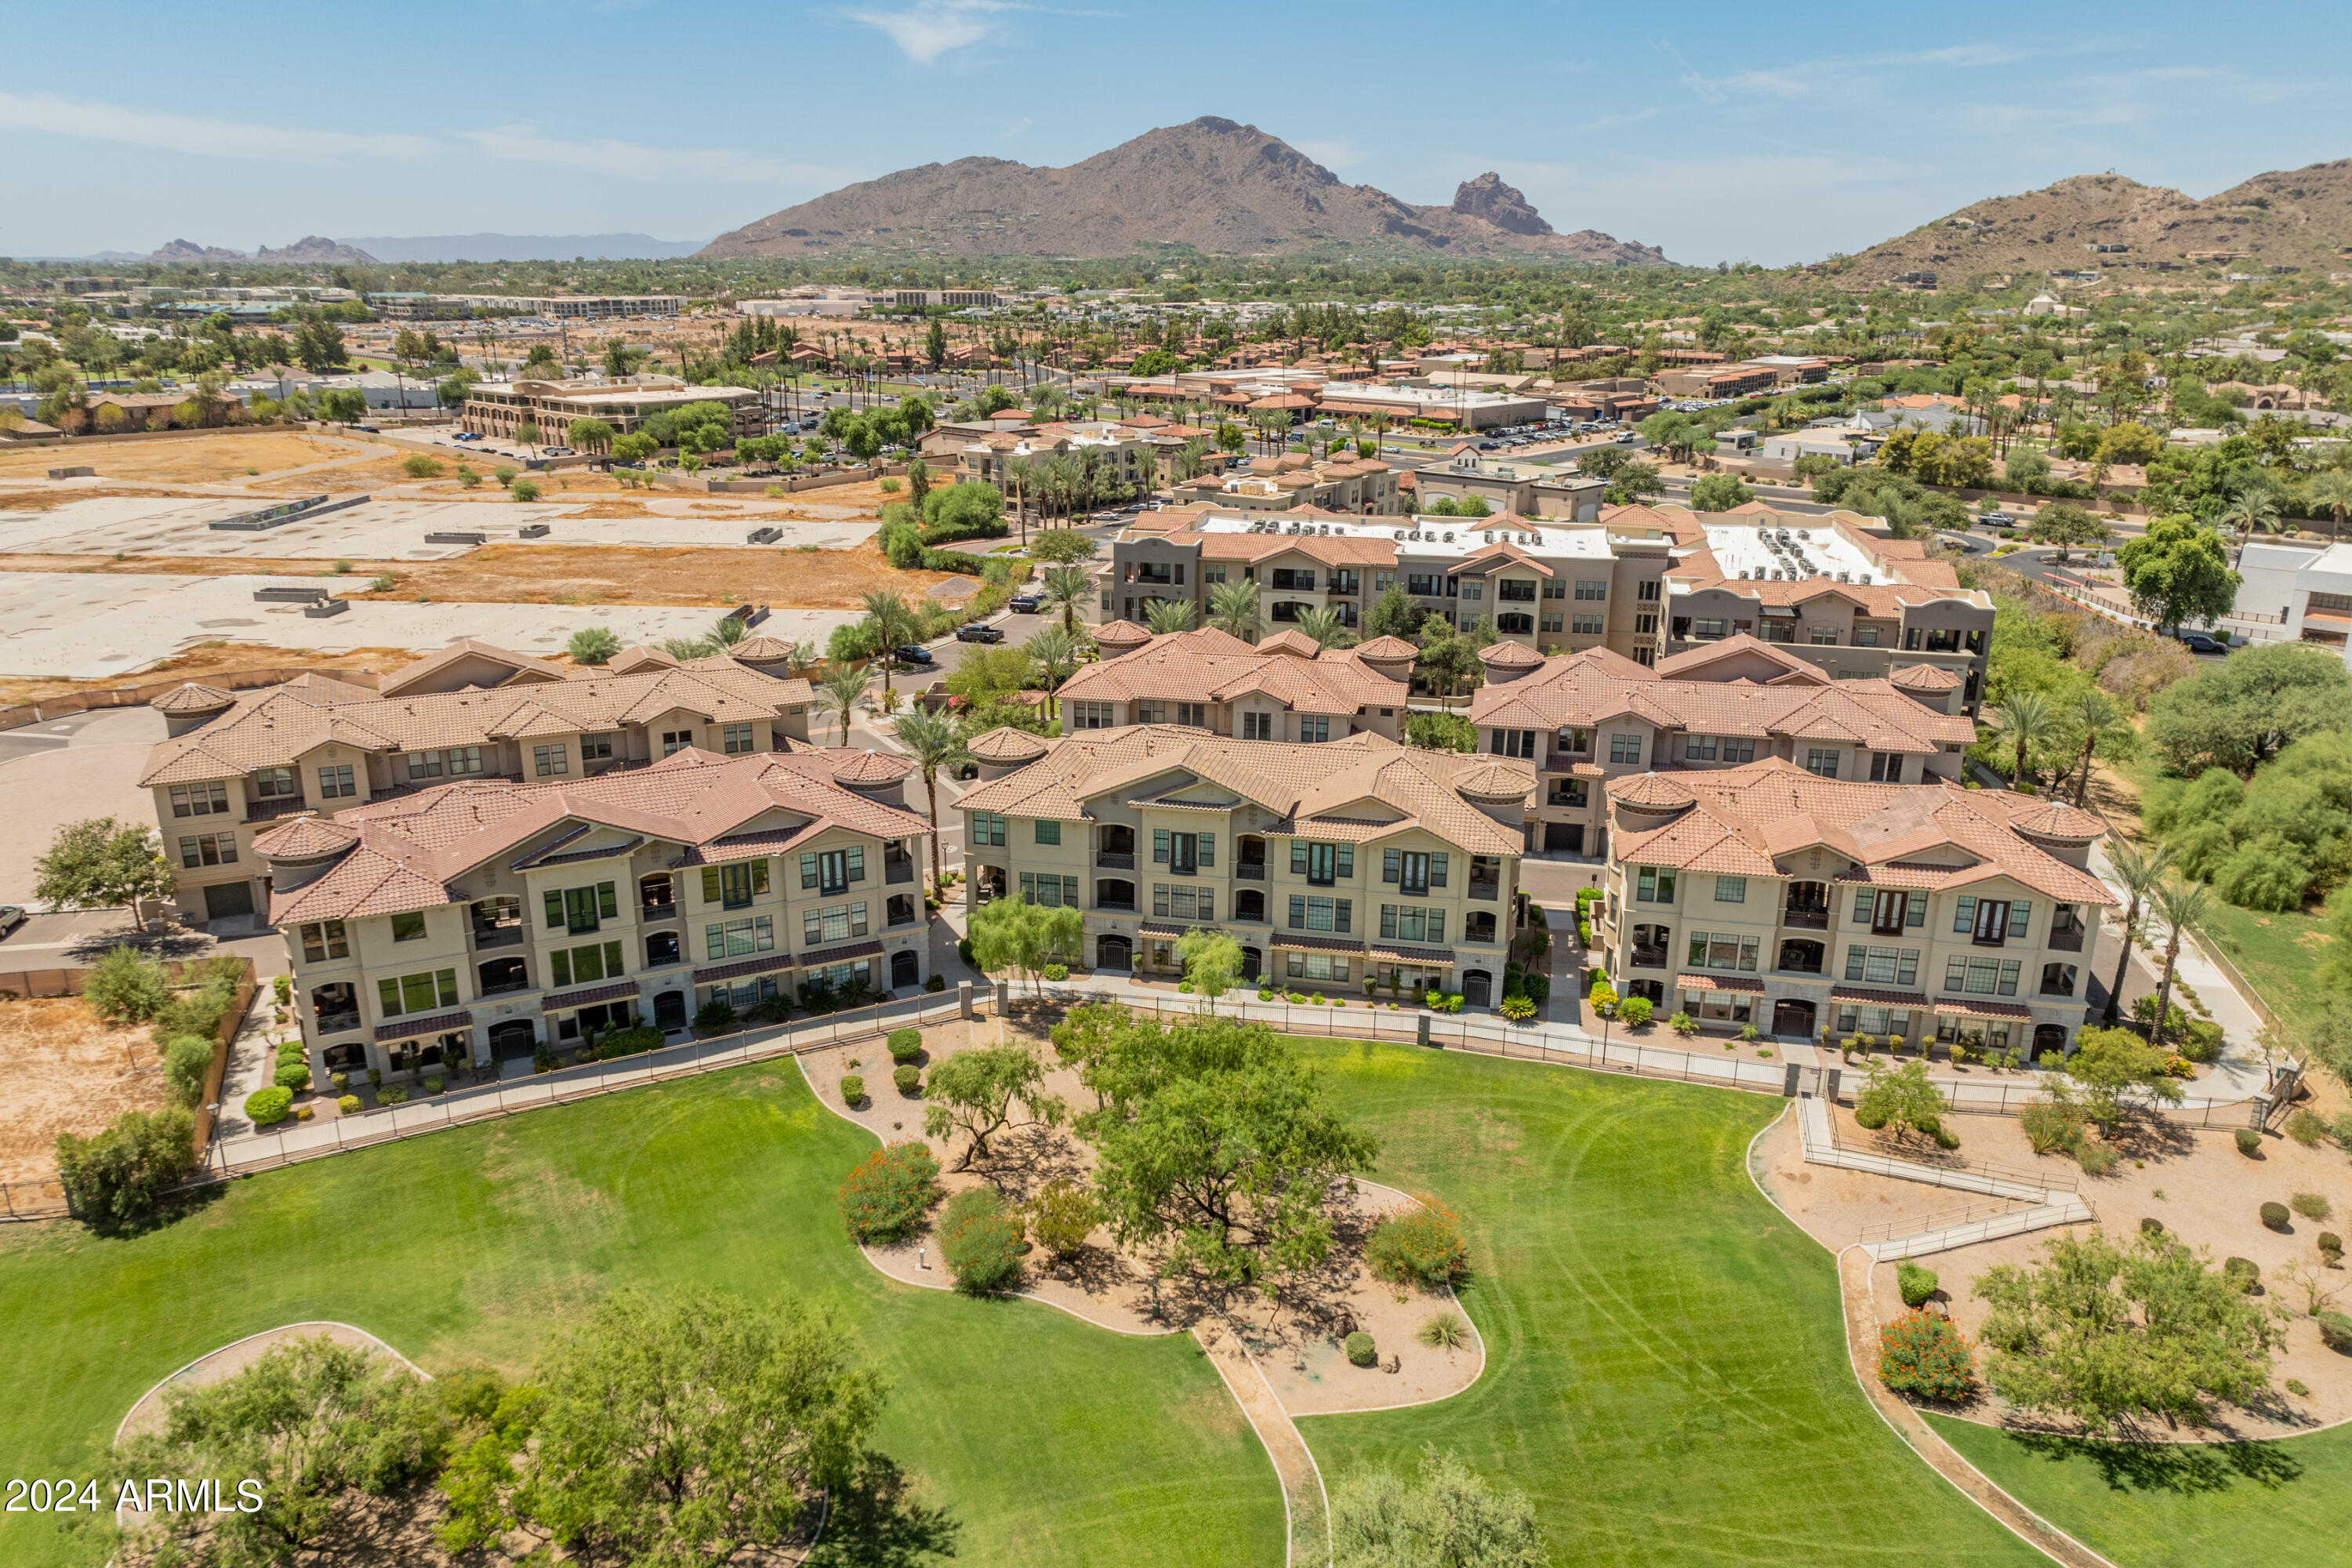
[[1041, 963, 1069, 981], [1896, 1260, 1939, 1307], [938, 1185, 1023, 1294], [924, 974, 945, 993], [1258, 988, 1276, 1001], [2317, 1311, 2352, 1351], [1025, 1177, 1100, 1260], [2140, 1217, 2165, 1237], [2286, 1109, 2327, 1146], [836, 1142, 942, 1243], [2321, 1232, 2344, 1263], [1668, 1011, 1698, 1037], [893, 1064, 920, 1095], [692, 1000, 737, 1033], [54, 1106, 194, 1225], [593, 1025, 664, 1059], [273, 1060, 311, 1092], [1620, 995, 1653, 1026], [887, 1028, 924, 1062], [338, 1095, 361, 1114], [383, 1087, 408, 1105], [1366, 1203, 1468, 1286], [162, 1033, 214, 1107], [82, 945, 172, 1023], [1876, 1308, 1974, 1403], [2292, 1192, 2332, 1222], [1498, 995, 1537, 1022], [2076, 1143, 2118, 1176], [956, 937, 975, 967], [2261, 1201, 2292, 1231], [2223, 1256, 2261, 1292], [2021, 1094, 2087, 1155], [2234, 1128, 2263, 1156], [750, 994, 793, 1024], [424, 1075, 444, 1094], [245, 1086, 292, 1125], [1345, 1331, 1378, 1368], [1417, 1311, 1469, 1350]]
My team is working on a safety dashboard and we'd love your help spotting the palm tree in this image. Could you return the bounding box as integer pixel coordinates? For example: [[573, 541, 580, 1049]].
[[2101, 838, 2176, 1025], [709, 615, 749, 648], [1143, 597, 1198, 634], [1294, 606, 1358, 651], [817, 662, 873, 747], [891, 706, 970, 897], [858, 589, 920, 699], [1989, 690, 2060, 789], [2216, 488, 2281, 568], [1041, 564, 1091, 636], [2063, 690, 2125, 807], [1025, 624, 1081, 715], [2305, 468, 2352, 543], [1207, 579, 1260, 641], [2143, 876, 2215, 1046]]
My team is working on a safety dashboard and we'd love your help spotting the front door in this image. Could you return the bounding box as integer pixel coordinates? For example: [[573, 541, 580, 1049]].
[[652, 991, 687, 1030], [1543, 822, 1584, 854], [1771, 998, 1817, 1038], [1462, 969, 1492, 1006], [1097, 935, 1132, 971], [891, 949, 920, 989]]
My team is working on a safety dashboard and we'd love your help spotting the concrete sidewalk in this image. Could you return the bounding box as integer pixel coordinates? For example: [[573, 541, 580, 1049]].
[[2085, 841, 2274, 1099]]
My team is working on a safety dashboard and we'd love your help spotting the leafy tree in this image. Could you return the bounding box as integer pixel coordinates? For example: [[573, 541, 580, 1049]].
[[2093, 421, 2162, 466], [1405, 712, 1477, 752], [1330, 1446, 1546, 1568], [2145, 642, 2351, 776], [1689, 473, 1754, 512], [317, 387, 368, 424], [564, 417, 615, 452], [610, 430, 658, 465], [1026, 1177, 1102, 1260], [2067, 1025, 2187, 1128], [920, 1044, 1063, 1170], [1973, 1229, 2285, 1433], [943, 643, 1037, 706], [1852, 1059, 1954, 1146], [1603, 459, 1664, 506], [891, 708, 970, 895], [1028, 526, 1095, 565], [163, 1033, 215, 1107], [965, 895, 1081, 994], [56, 1105, 194, 1225], [836, 1142, 943, 1243], [2028, 502, 2112, 561], [524, 1288, 882, 1563], [566, 626, 621, 666], [1362, 583, 1425, 641], [36, 818, 174, 921], [1414, 618, 1483, 711], [80, 942, 172, 1022], [1176, 928, 1243, 1007], [937, 1185, 1025, 1292], [920, 480, 1007, 543], [2116, 515, 2238, 632]]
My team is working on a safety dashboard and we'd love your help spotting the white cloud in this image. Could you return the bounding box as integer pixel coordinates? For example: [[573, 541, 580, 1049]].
[[1293, 137, 1367, 170], [844, 1, 1003, 62], [1001, 115, 1033, 140], [460, 125, 837, 184], [0, 89, 438, 164]]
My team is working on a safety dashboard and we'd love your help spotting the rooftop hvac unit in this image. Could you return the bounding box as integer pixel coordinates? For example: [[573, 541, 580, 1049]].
[[1392, 529, 1406, 541], [1859, 573, 1873, 585], [1797, 528, 1813, 539], [1835, 572, 1849, 583], [1443, 532, 1455, 543]]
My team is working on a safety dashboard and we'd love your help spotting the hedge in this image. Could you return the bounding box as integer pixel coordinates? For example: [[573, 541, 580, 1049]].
[[894, 1065, 921, 1095], [244, 1086, 293, 1125], [1896, 1260, 1938, 1307], [1366, 1204, 1468, 1285]]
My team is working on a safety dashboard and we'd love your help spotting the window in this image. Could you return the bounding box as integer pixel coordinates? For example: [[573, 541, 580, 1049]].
[[1385, 850, 1443, 895], [1853, 626, 1882, 648], [1153, 829, 1213, 873], [1490, 728, 1538, 759], [1715, 876, 1746, 904], [1557, 727, 1590, 753], [1069, 701, 1117, 730], [1574, 579, 1607, 601], [1838, 1006, 1911, 1039], [1689, 734, 1754, 764], [177, 832, 238, 869], [1685, 931, 1759, 971], [662, 729, 694, 756], [315, 764, 356, 799], [1869, 753, 1905, 783], [544, 881, 619, 932], [256, 766, 296, 798], [1808, 627, 1839, 645], [1379, 905, 1446, 944], [1272, 568, 1316, 591], [581, 734, 615, 762], [1294, 841, 1355, 884], [298, 920, 349, 962], [1020, 873, 1081, 909], [969, 811, 1007, 848], [1461, 584, 1483, 603], [721, 724, 757, 754], [1286, 952, 1351, 983], [1609, 733, 1642, 764], [1034, 820, 1061, 845], [1496, 612, 1534, 635], [1152, 883, 1215, 920], [1637, 579, 1661, 602], [1845, 946, 1922, 985], [1407, 573, 1444, 596], [1497, 579, 1537, 602], [1636, 613, 1658, 635], [1286, 895, 1352, 933], [1572, 613, 1605, 635], [1204, 564, 1228, 585], [1691, 618, 1727, 641], [446, 747, 484, 776], [1542, 579, 1566, 601], [704, 916, 775, 959], [1943, 956, 2021, 996], [1299, 716, 1330, 742], [701, 860, 771, 909], [1541, 612, 1564, 633], [1804, 749, 1840, 779], [377, 967, 459, 1016], [550, 940, 625, 987], [1242, 711, 1273, 741], [1635, 866, 1677, 903], [1686, 735, 1716, 760], [1374, 572, 1396, 593], [533, 744, 569, 778], [170, 781, 230, 818], [390, 910, 427, 942], [1759, 621, 1795, 644], [802, 902, 869, 946], [1176, 702, 1210, 728]]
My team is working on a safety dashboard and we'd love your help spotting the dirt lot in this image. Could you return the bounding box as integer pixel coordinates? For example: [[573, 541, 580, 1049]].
[[0, 996, 172, 1185], [0, 643, 413, 709], [0, 433, 365, 486], [0, 540, 949, 611]]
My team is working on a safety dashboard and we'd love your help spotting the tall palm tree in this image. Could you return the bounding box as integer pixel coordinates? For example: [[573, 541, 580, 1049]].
[[2305, 467, 2352, 543], [1025, 624, 1080, 716], [2101, 838, 2176, 1025], [1207, 578, 1261, 641], [858, 589, 920, 697], [817, 662, 873, 748], [1143, 597, 1198, 634], [2217, 488, 2281, 568], [2063, 690, 2125, 807], [1041, 564, 1091, 635], [2143, 876, 2215, 1045], [891, 706, 970, 898], [1294, 606, 1358, 651], [1989, 689, 2061, 789]]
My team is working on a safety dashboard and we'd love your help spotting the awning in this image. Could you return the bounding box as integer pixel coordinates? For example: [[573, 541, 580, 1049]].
[[1369, 944, 1456, 967], [1934, 996, 2034, 1021], [374, 1009, 472, 1042], [1677, 971, 1765, 993], [1831, 986, 1931, 1007], [543, 982, 638, 1013], [1272, 934, 1367, 956], [693, 953, 796, 985], [800, 939, 884, 967]]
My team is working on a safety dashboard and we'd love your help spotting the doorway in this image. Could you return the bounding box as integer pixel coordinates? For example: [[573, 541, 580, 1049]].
[[653, 991, 688, 1031], [891, 949, 920, 989], [488, 1019, 537, 1061], [1096, 935, 1132, 971], [1771, 998, 1817, 1038]]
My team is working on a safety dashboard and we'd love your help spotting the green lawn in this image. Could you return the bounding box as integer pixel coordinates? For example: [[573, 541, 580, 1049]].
[[1929, 1414, 2352, 1568], [0, 1064, 1283, 1568], [1296, 1039, 2043, 1568], [2197, 898, 2334, 1040]]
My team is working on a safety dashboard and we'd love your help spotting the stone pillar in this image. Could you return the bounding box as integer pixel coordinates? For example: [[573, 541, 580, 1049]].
[[1823, 1067, 1842, 1103], [1417, 1013, 1432, 1048], [1781, 1062, 1802, 1098], [957, 981, 974, 1021], [994, 979, 1009, 1016]]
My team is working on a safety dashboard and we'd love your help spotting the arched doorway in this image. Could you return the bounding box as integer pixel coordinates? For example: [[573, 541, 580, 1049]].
[[1096, 935, 1132, 971], [1771, 998, 1817, 1038], [1241, 946, 1262, 981], [891, 949, 920, 989], [2033, 1023, 2068, 1061], [1462, 969, 1492, 1006], [652, 991, 687, 1031], [488, 1018, 537, 1061]]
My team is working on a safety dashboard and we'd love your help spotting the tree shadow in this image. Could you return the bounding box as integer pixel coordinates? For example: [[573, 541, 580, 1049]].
[[64, 922, 214, 964], [805, 1452, 960, 1567], [74, 1179, 229, 1240], [2007, 1429, 2307, 1496]]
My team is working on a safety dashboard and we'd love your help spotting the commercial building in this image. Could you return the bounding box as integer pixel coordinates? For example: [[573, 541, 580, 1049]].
[[954, 724, 1533, 1004], [1591, 759, 2112, 1055], [1409, 452, 1605, 521], [460, 375, 760, 442], [455, 294, 682, 319], [2233, 539, 2352, 666]]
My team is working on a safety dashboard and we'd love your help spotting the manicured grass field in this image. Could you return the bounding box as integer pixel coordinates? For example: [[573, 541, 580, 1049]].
[[1297, 1039, 2044, 1567], [2198, 897, 2334, 1040], [0, 1063, 1283, 1568], [1929, 1414, 2352, 1568]]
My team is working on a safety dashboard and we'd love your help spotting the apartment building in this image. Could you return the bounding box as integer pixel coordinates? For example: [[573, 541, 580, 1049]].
[[1410, 452, 1605, 521], [138, 639, 817, 926], [256, 746, 932, 1086], [1590, 759, 2113, 1057], [460, 375, 760, 442], [453, 294, 683, 319], [938, 419, 1167, 495], [1174, 451, 1403, 515], [1663, 509, 1994, 710], [1055, 626, 1416, 742], [955, 726, 1533, 1004], [1105, 512, 1399, 631], [1470, 636, 1977, 858]]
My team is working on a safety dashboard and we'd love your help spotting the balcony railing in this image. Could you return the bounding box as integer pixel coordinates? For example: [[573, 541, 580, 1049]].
[[2047, 927, 2085, 952], [478, 978, 532, 997], [315, 1012, 361, 1034], [470, 925, 525, 950], [1096, 899, 1136, 913], [1631, 947, 1669, 969], [884, 859, 915, 884], [2038, 983, 2075, 998], [641, 902, 679, 924], [1972, 935, 2009, 949], [1096, 851, 1136, 870], [1781, 908, 1828, 929], [1777, 962, 1824, 976], [1236, 862, 1265, 880], [1468, 880, 1500, 902]]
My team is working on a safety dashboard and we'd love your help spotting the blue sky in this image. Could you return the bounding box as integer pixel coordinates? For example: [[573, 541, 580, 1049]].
[[4, 0, 2343, 265]]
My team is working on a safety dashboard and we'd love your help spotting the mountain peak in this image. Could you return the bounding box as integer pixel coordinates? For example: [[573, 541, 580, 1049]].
[[1451, 172, 1553, 237]]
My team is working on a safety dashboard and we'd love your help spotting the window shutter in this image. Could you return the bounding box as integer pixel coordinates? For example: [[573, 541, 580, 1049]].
[[1199, 833, 1214, 867], [1952, 895, 1975, 934], [702, 868, 722, 903], [1154, 829, 1171, 863]]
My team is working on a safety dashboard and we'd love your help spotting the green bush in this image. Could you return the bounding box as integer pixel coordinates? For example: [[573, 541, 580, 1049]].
[[1896, 1260, 1939, 1307], [330, 1072, 349, 1092], [1620, 995, 1653, 1026], [750, 994, 794, 1024], [244, 1086, 293, 1125], [2076, 1143, 2118, 1176], [939, 1185, 1024, 1294], [2287, 1109, 2327, 1146], [382, 1087, 407, 1105], [957, 936, 975, 967], [2235, 1127, 2263, 1156], [53, 1106, 194, 1225], [1345, 1331, 1378, 1368], [840, 1074, 866, 1104], [2317, 1311, 2352, 1352], [275, 1040, 306, 1065], [2292, 1192, 2332, 1222], [887, 1028, 924, 1062], [2223, 1256, 2262, 1293], [2140, 1217, 2165, 1237], [2021, 1094, 2087, 1155], [1876, 1309, 1974, 1403], [273, 1061, 311, 1092], [1041, 963, 1069, 981], [837, 1142, 943, 1243], [592, 1025, 664, 1060], [162, 1033, 214, 1108], [924, 975, 946, 993], [2321, 1232, 2344, 1261], [2262, 1201, 2292, 1231], [82, 945, 172, 1023], [893, 1064, 920, 1096], [2180, 1019, 2223, 1062], [424, 1076, 444, 1094], [692, 1000, 737, 1033], [337, 1095, 361, 1114], [1366, 1204, 1468, 1285]]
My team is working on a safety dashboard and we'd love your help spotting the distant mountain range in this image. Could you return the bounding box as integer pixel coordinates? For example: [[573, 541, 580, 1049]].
[[1834, 158, 2352, 284], [332, 233, 711, 262], [700, 117, 1668, 264], [147, 236, 379, 265]]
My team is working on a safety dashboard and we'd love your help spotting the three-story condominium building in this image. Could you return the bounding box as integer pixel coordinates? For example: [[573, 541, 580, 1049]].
[[953, 725, 1534, 1005], [138, 639, 817, 926], [1592, 758, 2114, 1057], [1470, 634, 1979, 859], [1055, 625, 1417, 743], [255, 746, 934, 1085]]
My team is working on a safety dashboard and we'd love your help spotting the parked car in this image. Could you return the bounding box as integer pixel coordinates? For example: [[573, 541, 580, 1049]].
[[541, 445, 574, 457], [2174, 630, 2230, 656], [894, 644, 935, 665], [1614, 431, 1638, 444], [0, 904, 24, 938], [954, 623, 1004, 643], [1006, 593, 1042, 614], [1977, 510, 2014, 528]]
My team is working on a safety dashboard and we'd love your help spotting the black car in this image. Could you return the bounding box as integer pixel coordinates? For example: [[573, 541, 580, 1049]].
[[2175, 630, 2230, 656], [893, 644, 935, 665], [1006, 594, 1042, 614], [954, 623, 1004, 644]]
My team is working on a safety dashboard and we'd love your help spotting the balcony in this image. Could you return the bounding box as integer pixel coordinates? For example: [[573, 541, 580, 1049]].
[[640, 902, 679, 924], [2048, 927, 2085, 952], [1781, 908, 1828, 930], [1096, 898, 1136, 913], [478, 977, 532, 997], [248, 796, 318, 822], [1777, 961, 1824, 977], [1468, 879, 1500, 902], [884, 858, 915, 885], [1096, 851, 1136, 870], [1236, 862, 1265, 880], [315, 1011, 361, 1035], [470, 925, 525, 950], [1631, 947, 1669, 969]]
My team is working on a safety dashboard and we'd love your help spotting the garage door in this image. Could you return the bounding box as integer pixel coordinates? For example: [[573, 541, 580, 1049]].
[[201, 882, 255, 920]]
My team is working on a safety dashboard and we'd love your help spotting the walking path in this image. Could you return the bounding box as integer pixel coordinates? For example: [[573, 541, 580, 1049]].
[[2085, 840, 2272, 1098], [1794, 1097, 2094, 1261]]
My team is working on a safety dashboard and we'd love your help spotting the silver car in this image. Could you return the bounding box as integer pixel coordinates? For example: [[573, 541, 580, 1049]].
[[0, 905, 24, 938]]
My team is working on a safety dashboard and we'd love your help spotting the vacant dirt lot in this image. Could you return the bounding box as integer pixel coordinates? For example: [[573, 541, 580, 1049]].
[[0, 996, 172, 1185], [0, 643, 412, 709], [0, 433, 366, 486]]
